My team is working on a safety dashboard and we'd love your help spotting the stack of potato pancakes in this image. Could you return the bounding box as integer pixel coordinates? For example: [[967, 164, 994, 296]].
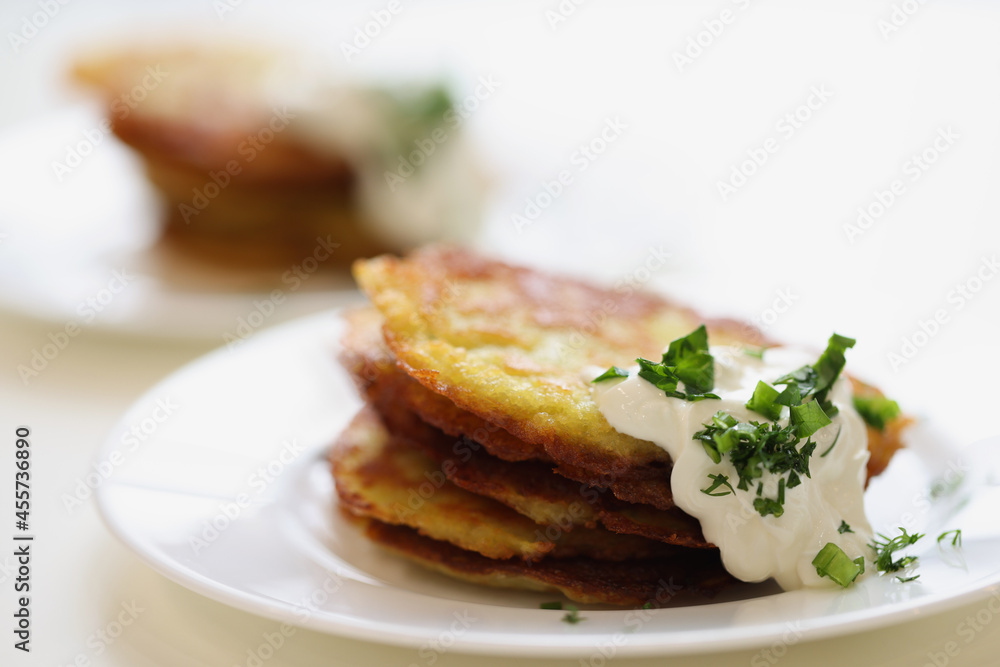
[[330, 246, 905, 606]]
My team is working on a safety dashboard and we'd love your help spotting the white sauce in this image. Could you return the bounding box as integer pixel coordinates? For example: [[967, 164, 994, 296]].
[[290, 86, 487, 249], [591, 346, 872, 590]]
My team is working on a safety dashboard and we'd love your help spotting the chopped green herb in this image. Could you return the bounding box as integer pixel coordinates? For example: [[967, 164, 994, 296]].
[[664, 324, 715, 394], [746, 381, 783, 421], [896, 575, 921, 583], [853, 395, 901, 431], [592, 366, 630, 382], [753, 495, 784, 518], [773, 334, 856, 416], [774, 382, 803, 408], [562, 604, 585, 624], [810, 334, 856, 415], [870, 528, 923, 574], [838, 520, 853, 534], [930, 474, 965, 499], [539, 601, 585, 623], [812, 543, 865, 587], [692, 411, 817, 517], [634, 326, 721, 402], [641, 602, 653, 610], [790, 401, 832, 438], [743, 346, 767, 360], [820, 426, 842, 457], [636, 357, 721, 402], [774, 365, 818, 401], [701, 473, 735, 496], [937, 529, 962, 548]]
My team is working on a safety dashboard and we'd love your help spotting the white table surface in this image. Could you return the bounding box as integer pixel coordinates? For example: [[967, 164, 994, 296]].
[[3, 0, 1000, 665]]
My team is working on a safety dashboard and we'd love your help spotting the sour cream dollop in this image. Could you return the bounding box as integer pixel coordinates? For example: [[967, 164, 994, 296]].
[[591, 346, 872, 590]]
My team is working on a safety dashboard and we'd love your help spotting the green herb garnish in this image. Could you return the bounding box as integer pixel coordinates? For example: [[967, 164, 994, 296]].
[[930, 474, 965, 499], [701, 473, 735, 496], [870, 528, 923, 574], [635, 325, 721, 401], [838, 520, 853, 534], [896, 575, 921, 583], [937, 529, 962, 548], [789, 401, 832, 438], [540, 601, 585, 623], [853, 395, 901, 431], [592, 366, 630, 383], [693, 411, 816, 517], [746, 381, 782, 420], [743, 346, 767, 360], [820, 426, 842, 457], [753, 479, 785, 518], [663, 325, 715, 393], [812, 543, 865, 587], [774, 333, 856, 416], [562, 604, 584, 624]]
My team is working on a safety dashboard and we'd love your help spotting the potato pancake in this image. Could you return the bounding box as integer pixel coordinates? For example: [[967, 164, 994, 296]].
[[332, 407, 690, 562]]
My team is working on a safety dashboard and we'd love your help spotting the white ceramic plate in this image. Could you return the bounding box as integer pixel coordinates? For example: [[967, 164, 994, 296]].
[[95, 309, 1000, 657], [0, 106, 361, 340]]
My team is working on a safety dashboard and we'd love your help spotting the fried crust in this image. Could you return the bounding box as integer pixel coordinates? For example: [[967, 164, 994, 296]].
[[363, 519, 735, 606], [353, 247, 759, 495], [331, 407, 685, 562], [366, 384, 713, 549], [340, 306, 678, 508]]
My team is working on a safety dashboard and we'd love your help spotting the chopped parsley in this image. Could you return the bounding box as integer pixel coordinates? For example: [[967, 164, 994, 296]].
[[789, 401, 832, 438], [693, 411, 816, 517], [870, 528, 923, 574], [853, 395, 901, 431], [930, 474, 965, 499], [539, 601, 586, 624], [812, 543, 865, 587], [635, 325, 721, 401], [562, 604, 585, 624], [820, 426, 842, 457], [592, 366, 630, 382], [773, 333, 856, 416], [938, 529, 962, 548], [896, 575, 921, 583], [701, 473, 735, 496], [838, 520, 853, 534], [594, 325, 722, 400], [753, 481, 785, 517], [745, 381, 782, 421]]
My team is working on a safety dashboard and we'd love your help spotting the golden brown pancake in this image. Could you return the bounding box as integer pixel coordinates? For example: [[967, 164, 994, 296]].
[[352, 247, 909, 504], [338, 247, 909, 605], [352, 247, 760, 508], [363, 519, 736, 606], [362, 371, 713, 549], [331, 407, 686, 562]]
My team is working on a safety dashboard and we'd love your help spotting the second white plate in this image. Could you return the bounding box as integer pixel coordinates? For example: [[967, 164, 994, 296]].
[[0, 105, 361, 340]]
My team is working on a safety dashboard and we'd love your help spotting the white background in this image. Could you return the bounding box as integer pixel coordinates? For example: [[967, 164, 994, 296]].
[[2, 0, 999, 665]]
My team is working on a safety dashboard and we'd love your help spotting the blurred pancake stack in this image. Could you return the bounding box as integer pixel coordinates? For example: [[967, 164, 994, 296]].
[[72, 45, 488, 269], [331, 246, 908, 605]]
